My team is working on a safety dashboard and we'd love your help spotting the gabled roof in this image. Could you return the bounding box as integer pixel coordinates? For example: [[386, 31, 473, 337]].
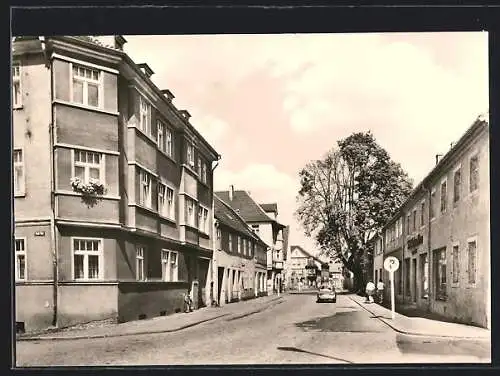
[[215, 190, 275, 223], [260, 203, 278, 214], [289, 245, 323, 264], [214, 195, 268, 247]]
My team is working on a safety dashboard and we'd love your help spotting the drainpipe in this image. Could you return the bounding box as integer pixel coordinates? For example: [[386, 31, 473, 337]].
[[423, 183, 432, 311], [210, 155, 221, 305], [44, 39, 59, 328]]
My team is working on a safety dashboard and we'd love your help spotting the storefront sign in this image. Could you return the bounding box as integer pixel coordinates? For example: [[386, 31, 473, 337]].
[[407, 234, 423, 248]]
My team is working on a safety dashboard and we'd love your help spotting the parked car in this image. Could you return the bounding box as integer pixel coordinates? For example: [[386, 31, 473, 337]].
[[316, 285, 336, 303]]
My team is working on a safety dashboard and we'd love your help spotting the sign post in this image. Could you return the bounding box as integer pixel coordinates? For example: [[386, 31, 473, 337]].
[[383, 256, 400, 320]]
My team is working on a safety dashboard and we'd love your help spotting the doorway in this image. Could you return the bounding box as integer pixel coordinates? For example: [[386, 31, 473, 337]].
[[217, 267, 224, 305]]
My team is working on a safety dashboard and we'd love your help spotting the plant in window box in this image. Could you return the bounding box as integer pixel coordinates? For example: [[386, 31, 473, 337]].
[[70, 177, 107, 208]]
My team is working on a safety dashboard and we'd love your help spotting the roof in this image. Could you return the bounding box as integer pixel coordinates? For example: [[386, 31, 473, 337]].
[[382, 116, 489, 231], [289, 245, 323, 264], [214, 195, 268, 247], [260, 203, 278, 214], [215, 190, 282, 225]]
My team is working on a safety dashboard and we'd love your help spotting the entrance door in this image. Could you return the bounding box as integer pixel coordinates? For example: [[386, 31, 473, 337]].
[[217, 267, 224, 305], [412, 258, 417, 303]]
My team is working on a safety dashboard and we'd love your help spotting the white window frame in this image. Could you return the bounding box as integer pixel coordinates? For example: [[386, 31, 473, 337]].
[[466, 236, 478, 287], [157, 120, 165, 152], [228, 233, 233, 252], [202, 162, 207, 184], [430, 189, 436, 220], [198, 205, 209, 234], [13, 148, 25, 196], [136, 245, 145, 281], [469, 153, 479, 194], [15, 237, 27, 281], [237, 236, 241, 253], [158, 182, 167, 217], [187, 142, 195, 167], [451, 241, 460, 287], [72, 237, 104, 280], [161, 249, 179, 282], [70, 62, 103, 108], [166, 127, 174, 157], [453, 164, 462, 204], [72, 149, 105, 185], [197, 157, 202, 177], [139, 169, 152, 209], [186, 197, 196, 227], [12, 62, 22, 108], [139, 96, 152, 136]]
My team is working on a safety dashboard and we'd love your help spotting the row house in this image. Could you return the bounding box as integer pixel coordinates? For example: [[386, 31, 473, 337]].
[[215, 186, 289, 294], [12, 36, 220, 332], [213, 194, 268, 305], [375, 116, 490, 328]]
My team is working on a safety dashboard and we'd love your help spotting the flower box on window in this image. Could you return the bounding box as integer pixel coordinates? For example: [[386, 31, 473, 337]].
[[71, 177, 106, 195]]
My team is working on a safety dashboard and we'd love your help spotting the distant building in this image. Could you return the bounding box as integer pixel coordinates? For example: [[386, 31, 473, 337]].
[[376, 116, 490, 329], [286, 245, 323, 288], [212, 194, 268, 305], [215, 187, 289, 294]]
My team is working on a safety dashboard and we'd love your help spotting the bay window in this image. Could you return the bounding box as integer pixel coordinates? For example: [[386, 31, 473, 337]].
[[139, 96, 152, 136], [73, 149, 104, 184], [71, 64, 101, 108], [186, 197, 196, 227], [139, 169, 152, 208]]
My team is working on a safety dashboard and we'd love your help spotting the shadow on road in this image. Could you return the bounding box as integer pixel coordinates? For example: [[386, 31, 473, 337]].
[[277, 346, 354, 364], [295, 311, 386, 333], [395, 334, 491, 360]]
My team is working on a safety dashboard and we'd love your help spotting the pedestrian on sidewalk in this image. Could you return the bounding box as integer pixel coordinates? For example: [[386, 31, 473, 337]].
[[365, 280, 376, 303], [298, 280, 303, 292], [184, 290, 193, 313], [377, 279, 385, 304]]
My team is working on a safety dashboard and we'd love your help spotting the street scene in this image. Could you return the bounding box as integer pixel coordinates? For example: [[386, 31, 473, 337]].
[[12, 31, 490, 367]]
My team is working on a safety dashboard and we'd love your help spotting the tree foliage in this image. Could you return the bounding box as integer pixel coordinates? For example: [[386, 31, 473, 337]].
[[295, 132, 413, 291]]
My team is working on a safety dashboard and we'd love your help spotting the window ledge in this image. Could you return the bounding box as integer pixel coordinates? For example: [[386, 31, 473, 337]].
[[57, 190, 121, 201], [131, 126, 157, 146], [15, 192, 26, 198], [131, 203, 157, 215], [53, 99, 119, 116], [13, 105, 23, 110], [158, 214, 176, 225], [158, 149, 177, 164]]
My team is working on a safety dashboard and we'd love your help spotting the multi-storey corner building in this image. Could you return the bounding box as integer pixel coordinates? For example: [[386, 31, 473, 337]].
[[215, 187, 288, 294], [286, 245, 323, 288], [213, 195, 268, 305], [12, 36, 220, 332], [376, 116, 490, 328]]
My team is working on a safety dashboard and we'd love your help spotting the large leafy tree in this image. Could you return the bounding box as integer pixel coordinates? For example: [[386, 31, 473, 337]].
[[295, 132, 413, 293]]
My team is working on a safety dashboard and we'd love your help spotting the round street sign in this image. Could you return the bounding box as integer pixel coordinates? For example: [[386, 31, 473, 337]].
[[384, 256, 400, 272]]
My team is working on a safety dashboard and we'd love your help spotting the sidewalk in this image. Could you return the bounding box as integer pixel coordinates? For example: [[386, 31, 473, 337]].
[[349, 294, 490, 340], [17, 294, 284, 342]]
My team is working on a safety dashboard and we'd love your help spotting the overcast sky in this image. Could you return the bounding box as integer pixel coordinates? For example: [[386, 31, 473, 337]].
[[123, 32, 488, 255]]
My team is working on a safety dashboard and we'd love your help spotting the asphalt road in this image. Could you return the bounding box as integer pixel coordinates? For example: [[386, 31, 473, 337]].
[[15, 292, 490, 366]]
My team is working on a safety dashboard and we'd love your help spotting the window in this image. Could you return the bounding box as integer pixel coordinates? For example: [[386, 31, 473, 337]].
[[420, 253, 429, 298], [73, 238, 102, 280], [136, 246, 145, 281], [15, 238, 26, 281], [251, 225, 259, 234], [467, 240, 477, 284], [72, 64, 101, 107], [157, 121, 165, 152], [158, 183, 175, 219], [440, 180, 447, 213], [197, 157, 202, 177], [430, 189, 436, 219], [453, 167, 461, 203], [198, 206, 209, 233], [13, 149, 25, 195], [187, 142, 195, 167], [202, 163, 207, 184], [139, 96, 151, 136], [469, 155, 479, 192], [452, 245, 460, 284], [161, 249, 178, 282], [73, 150, 103, 183], [237, 236, 241, 253], [186, 198, 196, 227], [433, 248, 447, 301], [166, 128, 174, 157], [420, 201, 425, 227], [12, 63, 21, 107], [228, 234, 233, 252], [139, 169, 152, 208], [412, 209, 417, 231]]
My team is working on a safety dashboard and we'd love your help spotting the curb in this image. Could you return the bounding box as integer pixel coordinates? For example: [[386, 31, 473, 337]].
[[17, 296, 284, 342], [349, 296, 490, 341]]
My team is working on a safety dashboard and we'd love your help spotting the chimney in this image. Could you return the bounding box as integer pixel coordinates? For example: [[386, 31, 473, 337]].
[[229, 185, 234, 201], [137, 63, 154, 78], [114, 35, 127, 51], [435, 154, 443, 165], [179, 110, 191, 121], [161, 89, 175, 103]]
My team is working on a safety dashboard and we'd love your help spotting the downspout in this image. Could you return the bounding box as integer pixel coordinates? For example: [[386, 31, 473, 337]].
[[210, 155, 221, 306], [424, 183, 432, 311], [44, 38, 59, 328]]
